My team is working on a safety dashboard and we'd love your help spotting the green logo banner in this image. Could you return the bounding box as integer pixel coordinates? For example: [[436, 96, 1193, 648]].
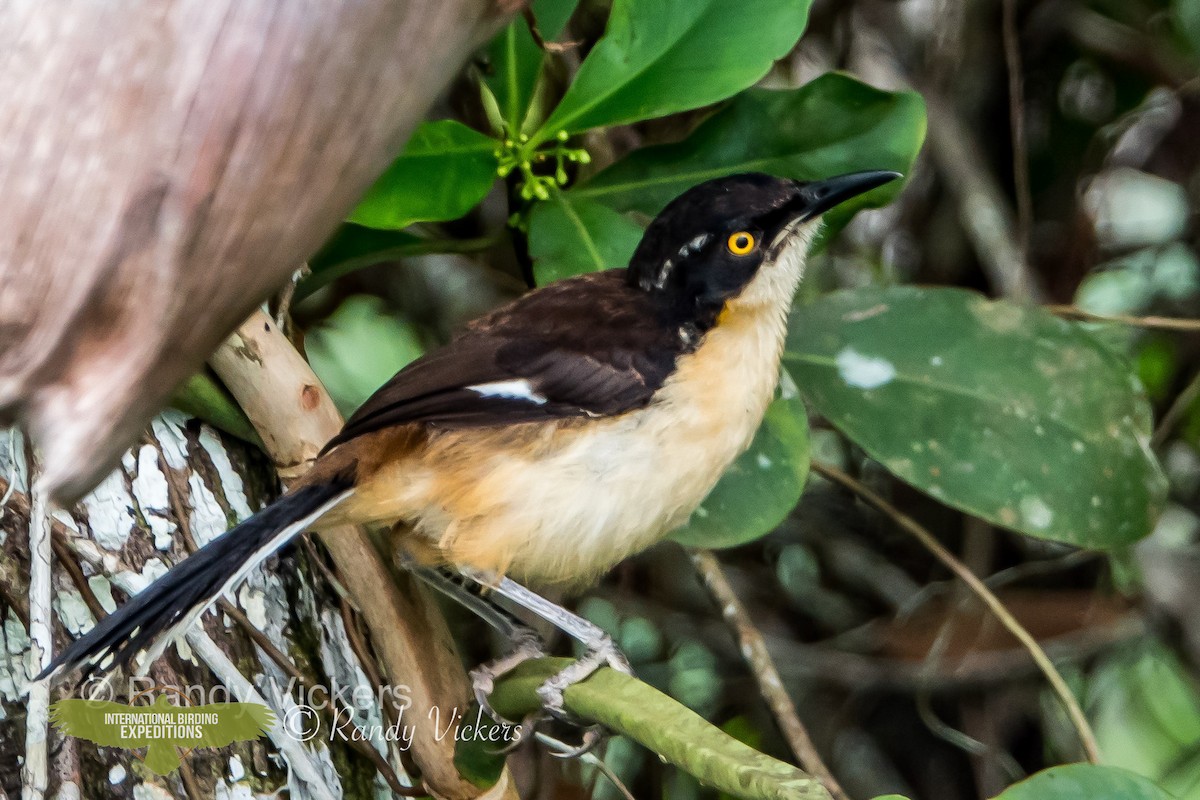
[[50, 693, 275, 775]]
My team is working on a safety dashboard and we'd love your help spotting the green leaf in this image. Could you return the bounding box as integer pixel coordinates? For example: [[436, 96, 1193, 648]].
[[573, 74, 926, 236], [991, 764, 1175, 800], [1089, 645, 1200, 797], [453, 709, 510, 788], [785, 287, 1167, 548], [170, 372, 261, 447], [672, 395, 810, 549], [533, 0, 812, 140], [305, 296, 425, 416], [349, 120, 498, 230], [527, 192, 645, 283], [485, 0, 580, 132], [301, 224, 496, 299], [305, 225, 423, 292], [1174, 0, 1200, 56]]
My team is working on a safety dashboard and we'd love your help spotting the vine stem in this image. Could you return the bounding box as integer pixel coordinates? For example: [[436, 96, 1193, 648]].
[[810, 461, 1102, 764], [690, 549, 851, 800], [488, 659, 833, 800], [1045, 304, 1200, 332]]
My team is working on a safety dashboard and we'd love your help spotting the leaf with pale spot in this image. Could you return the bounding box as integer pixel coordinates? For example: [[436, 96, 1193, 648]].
[[672, 395, 810, 549], [785, 286, 1167, 548]]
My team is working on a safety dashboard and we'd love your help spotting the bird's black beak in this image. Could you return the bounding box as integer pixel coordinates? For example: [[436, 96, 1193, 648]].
[[792, 170, 903, 221]]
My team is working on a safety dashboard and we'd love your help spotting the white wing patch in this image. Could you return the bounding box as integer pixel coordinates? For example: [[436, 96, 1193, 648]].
[[679, 233, 710, 257], [467, 379, 548, 405]]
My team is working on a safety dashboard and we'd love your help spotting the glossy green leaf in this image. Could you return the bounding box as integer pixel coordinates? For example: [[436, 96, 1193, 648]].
[[484, 0, 579, 132], [170, 372, 261, 447], [785, 287, 1167, 548], [303, 225, 423, 295], [672, 395, 810, 549], [1090, 645, 1200, 798], [991, 764, 1175, 800], [573, 74, 926, 235], [301, 225, 497, 299], [349, 120, 498, 230], [1174, 0, 1200, 56], [533, 0, 812, 141], [527, 192, 644, 284], [305, 296, 425, 416]]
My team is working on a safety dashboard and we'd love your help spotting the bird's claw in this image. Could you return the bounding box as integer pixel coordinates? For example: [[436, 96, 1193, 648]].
[[472, 629, 633, 760], [535, 633, 631, 722], [523, 633, 631, 756], [469, 627, 546, 727]]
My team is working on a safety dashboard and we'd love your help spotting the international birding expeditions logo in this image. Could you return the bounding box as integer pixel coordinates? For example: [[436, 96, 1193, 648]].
[[49, 685, 275, 775]]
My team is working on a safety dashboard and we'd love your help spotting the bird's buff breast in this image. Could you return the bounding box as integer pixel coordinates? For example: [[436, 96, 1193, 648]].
[[345, 305, 789, 587]]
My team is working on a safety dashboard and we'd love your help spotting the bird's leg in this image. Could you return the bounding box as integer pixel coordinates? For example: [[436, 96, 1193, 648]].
[[456, 568, 633, 728], [408, 567, 545, 727]]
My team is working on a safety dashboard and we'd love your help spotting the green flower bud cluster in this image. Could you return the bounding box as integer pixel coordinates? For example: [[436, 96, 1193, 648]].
[[494, 130, 591, 202]]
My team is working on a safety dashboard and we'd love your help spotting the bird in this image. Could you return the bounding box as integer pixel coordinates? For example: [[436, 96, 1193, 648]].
[[38, 169, 899, 719]]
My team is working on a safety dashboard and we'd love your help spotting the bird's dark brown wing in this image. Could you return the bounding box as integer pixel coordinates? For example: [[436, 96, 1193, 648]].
[[320, 270, 689, 453]]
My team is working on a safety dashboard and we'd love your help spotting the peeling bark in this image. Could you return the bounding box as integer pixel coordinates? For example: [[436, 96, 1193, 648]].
[[0, 415, 409, 798]]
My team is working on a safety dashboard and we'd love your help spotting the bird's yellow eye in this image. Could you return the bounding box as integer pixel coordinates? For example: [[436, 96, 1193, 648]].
[[727, 231, 756, 255]]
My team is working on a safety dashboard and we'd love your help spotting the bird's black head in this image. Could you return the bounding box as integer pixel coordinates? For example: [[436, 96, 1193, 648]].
[[627, 171, 899, 328]]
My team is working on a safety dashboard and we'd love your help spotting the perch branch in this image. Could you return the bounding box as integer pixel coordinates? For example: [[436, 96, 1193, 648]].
[[488, 659, 834, 800], [209, 309, 496, 799], [811, 461, 1101, 763], [690, 549, 849, 800]]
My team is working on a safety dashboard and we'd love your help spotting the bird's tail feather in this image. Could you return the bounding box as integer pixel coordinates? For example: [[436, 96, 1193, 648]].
[[38, 477, 354, 684]]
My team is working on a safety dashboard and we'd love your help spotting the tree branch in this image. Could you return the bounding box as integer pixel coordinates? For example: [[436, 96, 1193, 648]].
[[209, 309, 502, 799], [21, 470, 51, 800], [488, 659, 834, 800], [690, 549, 850, 800], [811, 461, 1101, 763]]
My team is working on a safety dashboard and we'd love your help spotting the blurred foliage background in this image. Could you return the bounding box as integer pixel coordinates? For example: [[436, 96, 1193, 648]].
[[191, 0, 1200, 796]]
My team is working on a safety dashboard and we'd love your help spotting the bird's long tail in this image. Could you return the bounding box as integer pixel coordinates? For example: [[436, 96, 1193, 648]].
[[38, 476, 354, 683]]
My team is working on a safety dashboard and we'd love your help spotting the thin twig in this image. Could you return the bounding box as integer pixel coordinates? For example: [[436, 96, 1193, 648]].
[[176, 751, 203, 800], [1154, 370, 1200, 448], [23, 469, 52, 800], [922, 89, 1044, 301], [520, 6, 580, 53], [534, 732, 636, 800], [185, 631, 340, 800], [1045, 304, 1200, 332], [219, 600, 421, 797], [690, 549, 851, 800], [49, 534, 107, 623], [300, 536, 362, 611], [210, 310, 482, 797], [811, 461, 1101, 763], [0, 474, 107, 626], [1002, 0, 1032, 260]]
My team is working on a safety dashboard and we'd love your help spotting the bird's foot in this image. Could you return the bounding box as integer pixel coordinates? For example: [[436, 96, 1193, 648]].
[[531, 634, 633, 758], [469, 626, 546, 728]]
